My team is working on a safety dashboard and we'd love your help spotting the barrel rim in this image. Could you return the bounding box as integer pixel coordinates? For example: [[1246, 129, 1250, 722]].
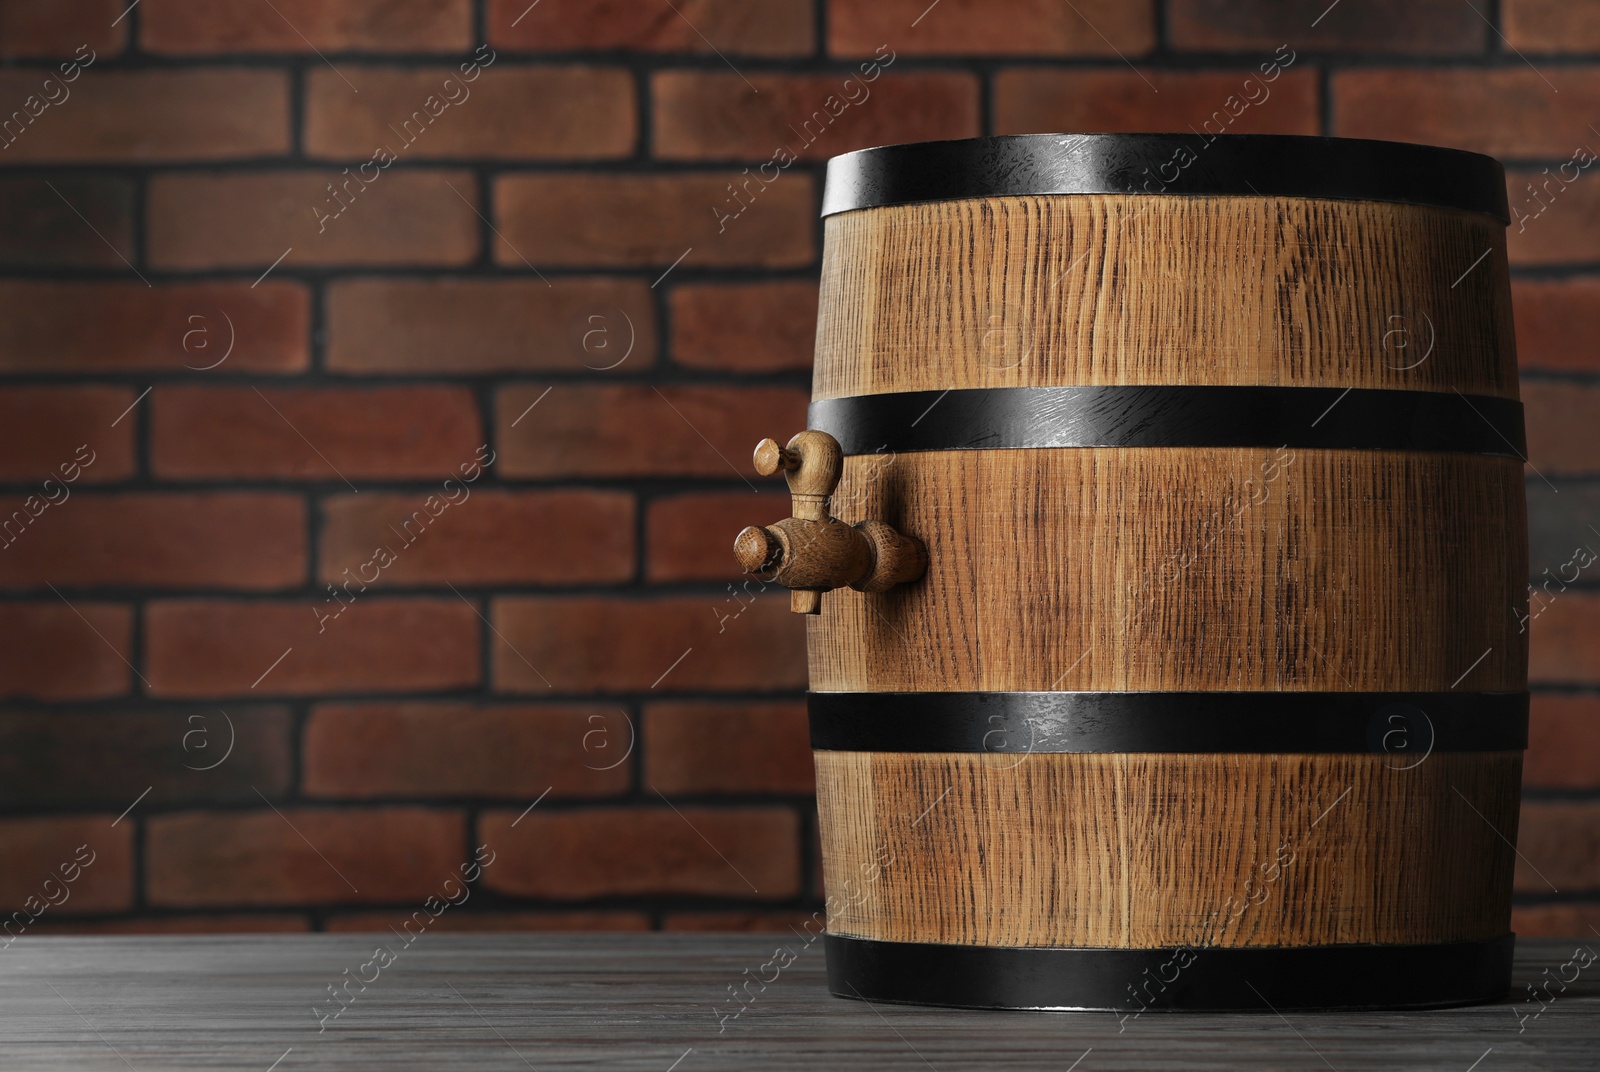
[[807, 690, 1530, 754], [809, 385, 1527, 459], [821, 132, 1510, 222], [824, 933, 1515, 1012]]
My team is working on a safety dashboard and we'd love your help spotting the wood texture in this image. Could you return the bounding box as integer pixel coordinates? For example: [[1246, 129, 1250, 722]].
[[814, 195, 1518, 401], [4, 935, 1596, 1069], [742, 429, 927, 611], [816, 750, 1521, 948], [804, 189, 1527, 964], [849, 517, 928, 593], [809, 447, 1527, 692]]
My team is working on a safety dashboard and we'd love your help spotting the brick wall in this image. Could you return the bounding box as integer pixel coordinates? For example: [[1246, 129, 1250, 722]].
[[0, 0, 1595, 936]]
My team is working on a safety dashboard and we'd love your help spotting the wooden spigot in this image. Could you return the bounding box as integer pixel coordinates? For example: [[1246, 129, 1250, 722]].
[[734, 430, 927, 614]]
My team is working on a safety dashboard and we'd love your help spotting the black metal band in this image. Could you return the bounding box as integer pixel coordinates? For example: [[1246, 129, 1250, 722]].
[[825, 934, 1514, 1011], [822, 133, 1509, 222], [808, 385, 1525, 458], [808, 691, 1528, 754]]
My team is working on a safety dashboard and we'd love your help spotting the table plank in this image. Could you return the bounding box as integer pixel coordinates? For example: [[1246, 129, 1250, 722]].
[[0, 935, 1594, 1070]]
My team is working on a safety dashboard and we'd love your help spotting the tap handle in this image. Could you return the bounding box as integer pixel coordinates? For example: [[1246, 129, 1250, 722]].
[[753, 431, 841, 522], [735, 431, 926, 614]]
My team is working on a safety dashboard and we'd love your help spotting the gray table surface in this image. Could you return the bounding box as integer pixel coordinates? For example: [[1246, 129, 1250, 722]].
[[1, 934, 1595, 1070]]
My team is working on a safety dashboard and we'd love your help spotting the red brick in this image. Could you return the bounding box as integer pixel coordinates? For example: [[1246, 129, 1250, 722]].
[[1332, 68, 1600, 158], [829, 0, 1154, 56], [491, 595, 806, 693], [644, 701, 813, 795], [1511, 903, 1600, 937], [327, 278, 658, 374], [0, 0, 126, 58], [1169, 0, 1483, 53], [493, 173, 814, 268], [1507, 166, 1600, 267], [148, 170, 480, 270], [307, 66, 635, 161], [496, 385, 808, 478], [0, 388, 136, 483], [994, 68, 1319, 137], [321, 491, 633, 587], [488, 0, 813, 55], [0, 281, 308, 373], [326, 910, 651, 932], [1524, 382, 1600, 475], [1531, 594, 1600, 685], [0, 70, 288, 162], [1516, 802, 1600, 892], [1516, 279, 1600, 373], [0, 602, 130, 700], [647, 490, 790, 581], [147, 807, 465, 907], [31, 914, 309, 934], [653, 71, 978, 161], [1505, 0, 1600, 51], [1527, 694, 1600, 789], [0, 493, 304, 590], [480, 806, 801, 898], [304, 702, 633, 799], [151, 386, 481, 481], [0, 176, 133, 267], [0, 706, 294, 807], [142, 0, 470, 53], [1528, 485, 1600, 576], [669, 281, 817, 372], [0, 816, 133, 917], [663, 911, 823, 931], [145, 599, 479, 698]]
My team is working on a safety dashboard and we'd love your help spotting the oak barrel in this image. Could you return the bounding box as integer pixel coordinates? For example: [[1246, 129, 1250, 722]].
[[795, 134, 1527, 1011]]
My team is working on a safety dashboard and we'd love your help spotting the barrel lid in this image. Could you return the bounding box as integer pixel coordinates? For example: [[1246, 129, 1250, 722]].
[[820, 133, 1509, 222]]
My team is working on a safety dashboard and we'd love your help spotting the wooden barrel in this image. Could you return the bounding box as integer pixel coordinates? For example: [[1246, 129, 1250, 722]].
[[803, 134, 1527, 1011]]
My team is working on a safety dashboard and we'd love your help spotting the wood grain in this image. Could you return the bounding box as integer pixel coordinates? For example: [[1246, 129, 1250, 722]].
[[809, 447, 1527, 692], [742, 429, 927, 611], [805, 187, 1526, 967], [814, 196, 1517, 401], [816, 750, 1522, 948], [2, 935, 1595, 1069]]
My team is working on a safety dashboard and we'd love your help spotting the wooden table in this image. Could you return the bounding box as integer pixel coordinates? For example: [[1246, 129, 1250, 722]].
[[3, 934, 1594, 1070]]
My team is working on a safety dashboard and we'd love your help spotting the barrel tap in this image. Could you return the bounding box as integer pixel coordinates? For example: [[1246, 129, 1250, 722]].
[[734, 430, 927, 614]]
